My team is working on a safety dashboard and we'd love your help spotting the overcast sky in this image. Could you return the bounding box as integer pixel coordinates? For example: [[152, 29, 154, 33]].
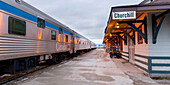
[[24, 0, 143, 44]]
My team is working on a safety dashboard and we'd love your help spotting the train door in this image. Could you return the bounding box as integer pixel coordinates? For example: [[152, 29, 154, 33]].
[[70, 33, 75, 54], [128, 36, 135, 64]]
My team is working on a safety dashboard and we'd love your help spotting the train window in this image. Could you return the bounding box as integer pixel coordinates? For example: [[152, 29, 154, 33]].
[[65, 35, 68, 42], [51, 30, 56, 40], [37, 18, 45, 29], [8, 17, 26, 36], [59, 28, 63, 34]]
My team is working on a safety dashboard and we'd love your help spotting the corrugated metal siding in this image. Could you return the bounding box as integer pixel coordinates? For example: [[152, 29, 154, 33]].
[[0, 35, 52, 57], [0, 12, 72, 60], [0, 35, 71, 60]]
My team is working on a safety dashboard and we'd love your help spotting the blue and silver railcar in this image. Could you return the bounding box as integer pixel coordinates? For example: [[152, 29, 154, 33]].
[[0, 0, 95, 74]]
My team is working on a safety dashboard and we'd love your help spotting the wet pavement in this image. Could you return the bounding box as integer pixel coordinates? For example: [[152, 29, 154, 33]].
[[16, 49, 167, 85]]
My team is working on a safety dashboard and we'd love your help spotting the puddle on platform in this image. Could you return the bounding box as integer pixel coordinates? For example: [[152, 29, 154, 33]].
[[80, 73, 114, 82], [79, 69, 96, 71], [101, 58, 110, 62], [72, 59, 83, 61], [102, 71, 128, 78], [73, 59, 99, 62], [92, 53, 98, 55], [122, 61, 129, 64]]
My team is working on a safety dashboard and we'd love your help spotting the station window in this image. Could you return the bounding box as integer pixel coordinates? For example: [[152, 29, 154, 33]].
[[8, 17, 26, 36], [59, 28, 63, 34], [65, 35, 68, 42], [51, 30, 56, 40], [37, 18, 45, 29], [138, 28, 143, 44]]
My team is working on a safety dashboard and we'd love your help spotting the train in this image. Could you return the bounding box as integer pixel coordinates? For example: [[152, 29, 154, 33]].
[[0, 0, 96, 75]]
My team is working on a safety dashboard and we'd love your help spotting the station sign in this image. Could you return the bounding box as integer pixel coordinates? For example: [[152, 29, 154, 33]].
[[112, 11, 136, 20]]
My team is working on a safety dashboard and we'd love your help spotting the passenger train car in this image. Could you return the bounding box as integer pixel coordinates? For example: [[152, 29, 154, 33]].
[[0, 0, 96, 74]]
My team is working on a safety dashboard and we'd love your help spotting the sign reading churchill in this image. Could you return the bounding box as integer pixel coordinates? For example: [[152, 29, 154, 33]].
[[112, 11, 136, 20]]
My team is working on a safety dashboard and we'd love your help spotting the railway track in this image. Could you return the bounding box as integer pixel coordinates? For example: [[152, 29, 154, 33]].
[[0, 52, 87, 85], [0, 64, 48, 85]]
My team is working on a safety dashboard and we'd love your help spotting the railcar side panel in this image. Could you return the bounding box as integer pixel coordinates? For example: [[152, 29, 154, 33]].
[[0, 11, 72, 61]]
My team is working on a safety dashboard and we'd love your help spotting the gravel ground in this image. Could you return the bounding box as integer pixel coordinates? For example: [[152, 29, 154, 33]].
[[6, 49, 170, 85]]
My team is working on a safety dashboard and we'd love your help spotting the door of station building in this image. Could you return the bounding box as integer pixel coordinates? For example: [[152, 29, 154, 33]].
[[128, 37, 135, 64]]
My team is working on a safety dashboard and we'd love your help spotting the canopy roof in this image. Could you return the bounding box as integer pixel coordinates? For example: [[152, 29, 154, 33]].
[[103, 0, 170, 44]]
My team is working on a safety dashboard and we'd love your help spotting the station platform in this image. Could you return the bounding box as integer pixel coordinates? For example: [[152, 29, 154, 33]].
[[15, 49, 165, 85]]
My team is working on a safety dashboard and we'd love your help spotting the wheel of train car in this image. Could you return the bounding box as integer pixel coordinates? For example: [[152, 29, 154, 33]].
[[14, 59, 27, 73], [27, 57, 36, 69], [74, 53, 77, 57], [52, 56, 57, 64]]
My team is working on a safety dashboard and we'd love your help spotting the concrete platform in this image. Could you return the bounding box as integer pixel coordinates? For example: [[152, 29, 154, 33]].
[[17, 49, 163, 85]]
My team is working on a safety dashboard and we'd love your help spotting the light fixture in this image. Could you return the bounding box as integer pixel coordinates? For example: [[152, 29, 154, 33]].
[[116, 23, 120, 28], [110, 34, 112, 37]]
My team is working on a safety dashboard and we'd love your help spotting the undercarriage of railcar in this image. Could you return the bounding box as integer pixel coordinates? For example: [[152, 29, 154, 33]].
[[0, 49, 95, 76]]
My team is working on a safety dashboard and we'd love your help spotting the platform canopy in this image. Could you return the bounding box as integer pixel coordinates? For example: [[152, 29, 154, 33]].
[[103, 2, 170, 45]]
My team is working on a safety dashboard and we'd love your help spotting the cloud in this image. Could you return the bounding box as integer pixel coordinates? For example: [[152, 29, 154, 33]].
[[24, 0, 143, 44]]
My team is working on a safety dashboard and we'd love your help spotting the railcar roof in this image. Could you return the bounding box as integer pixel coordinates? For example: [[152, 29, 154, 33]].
[[1, 0, 95, 44], [1, 0, 73, 32]]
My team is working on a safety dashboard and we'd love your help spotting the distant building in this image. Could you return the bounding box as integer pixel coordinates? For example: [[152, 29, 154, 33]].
[[97, 44, 106, 48]]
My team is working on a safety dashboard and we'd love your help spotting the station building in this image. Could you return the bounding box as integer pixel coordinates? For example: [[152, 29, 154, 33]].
[[103, 0, 170, 77]]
